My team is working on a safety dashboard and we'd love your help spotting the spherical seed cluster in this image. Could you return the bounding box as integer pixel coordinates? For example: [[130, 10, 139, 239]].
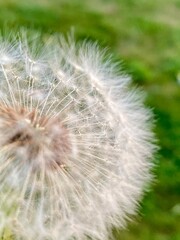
[[0, 33, 156, 240]]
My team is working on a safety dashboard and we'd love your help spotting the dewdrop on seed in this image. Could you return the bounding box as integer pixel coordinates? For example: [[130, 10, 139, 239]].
[[0, 33, 156, 240]]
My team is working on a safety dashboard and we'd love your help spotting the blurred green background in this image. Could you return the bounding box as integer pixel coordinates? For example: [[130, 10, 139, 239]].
[[0, 0, 180, 239]]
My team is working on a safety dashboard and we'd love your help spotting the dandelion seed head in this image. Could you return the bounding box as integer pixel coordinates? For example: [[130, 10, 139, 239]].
[[0, 32, 157, 240]]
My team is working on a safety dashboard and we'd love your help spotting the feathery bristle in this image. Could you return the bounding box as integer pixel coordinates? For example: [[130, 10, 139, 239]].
[[0, 32, 156, 240]]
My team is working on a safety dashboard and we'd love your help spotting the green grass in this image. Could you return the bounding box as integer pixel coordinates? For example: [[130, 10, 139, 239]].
[[0, 0, 180, 239]]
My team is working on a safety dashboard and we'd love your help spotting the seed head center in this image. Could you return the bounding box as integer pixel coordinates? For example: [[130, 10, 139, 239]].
[[0, 104, 71, 171]]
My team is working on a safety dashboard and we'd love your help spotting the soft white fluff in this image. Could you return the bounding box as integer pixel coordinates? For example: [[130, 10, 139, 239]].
[[0, 33, 156, 240]]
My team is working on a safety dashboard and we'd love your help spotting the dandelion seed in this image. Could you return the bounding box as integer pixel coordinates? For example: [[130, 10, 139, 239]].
[[0, 32, 157, 240]]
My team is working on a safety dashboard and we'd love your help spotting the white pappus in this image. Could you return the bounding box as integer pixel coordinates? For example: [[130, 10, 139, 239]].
[[0, 32, 157, 240]]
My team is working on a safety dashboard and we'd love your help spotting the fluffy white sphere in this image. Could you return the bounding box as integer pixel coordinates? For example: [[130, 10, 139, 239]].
[[0, 33, 156, 240]]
